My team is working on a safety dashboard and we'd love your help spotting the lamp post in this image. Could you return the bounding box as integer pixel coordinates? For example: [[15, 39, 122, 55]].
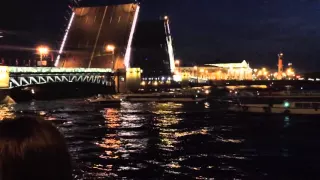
[[37, 46, 49, 67], [105, 44, 115, 68]]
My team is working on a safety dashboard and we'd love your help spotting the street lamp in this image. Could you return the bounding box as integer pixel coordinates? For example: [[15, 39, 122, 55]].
[[37, 46, 49, 66], [106, 44, 115, 52], [105, 44, 116, 68]]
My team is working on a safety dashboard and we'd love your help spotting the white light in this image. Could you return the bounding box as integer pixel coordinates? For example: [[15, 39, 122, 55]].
[[173, 74, 182, 82], [55, 12, 75, 67], [31, 89, 35, 94], [284, 102, 290, 108], [0, 36, 3, 38], [124, 5, 140, 69], [165, 19, 175, 73]]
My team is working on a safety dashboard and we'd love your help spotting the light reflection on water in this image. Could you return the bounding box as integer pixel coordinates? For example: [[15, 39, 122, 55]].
[[2, 100, 320, 179]]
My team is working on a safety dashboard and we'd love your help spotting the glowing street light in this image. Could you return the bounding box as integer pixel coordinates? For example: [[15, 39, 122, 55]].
[[105, 44, 116, 68], [105, 44, 115, 52], [37, 46, 49, 66], [37, 46, 49, 55]]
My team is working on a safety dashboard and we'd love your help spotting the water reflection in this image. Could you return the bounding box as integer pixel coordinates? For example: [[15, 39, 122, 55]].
[[0, 105, 14, 120], [4, 100, 318, 179], [284, 116, 290, 128], [94, 104, 148, 176]]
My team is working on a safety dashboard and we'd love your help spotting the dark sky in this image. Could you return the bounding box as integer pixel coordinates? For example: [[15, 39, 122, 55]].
[[1, 0, 320, 71]]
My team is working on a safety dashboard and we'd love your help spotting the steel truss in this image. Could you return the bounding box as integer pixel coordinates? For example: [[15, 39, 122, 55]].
[[9, 73, 113, 89]]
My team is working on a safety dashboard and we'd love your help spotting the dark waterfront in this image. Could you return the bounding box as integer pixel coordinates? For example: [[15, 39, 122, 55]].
[[2, 100, 320, 179]]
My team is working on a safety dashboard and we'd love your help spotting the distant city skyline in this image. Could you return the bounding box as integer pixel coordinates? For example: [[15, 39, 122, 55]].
[[0, 0, 320, 71]]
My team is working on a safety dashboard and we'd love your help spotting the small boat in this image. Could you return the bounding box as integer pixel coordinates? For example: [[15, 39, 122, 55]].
[[86, 94, 121, 105], [228, 100, 320, 115]]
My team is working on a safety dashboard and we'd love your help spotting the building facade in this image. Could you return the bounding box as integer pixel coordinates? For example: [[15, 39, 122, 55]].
[[178, 60, 253, 81]]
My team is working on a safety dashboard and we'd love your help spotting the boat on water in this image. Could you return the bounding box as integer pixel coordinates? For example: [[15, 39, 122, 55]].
[[86, 94, 121, 105], [123, 92, 207, 103], [228, 100, 320, 115]]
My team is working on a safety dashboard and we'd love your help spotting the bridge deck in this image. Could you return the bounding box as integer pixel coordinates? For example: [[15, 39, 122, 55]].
[[0, 66, 113, 73]]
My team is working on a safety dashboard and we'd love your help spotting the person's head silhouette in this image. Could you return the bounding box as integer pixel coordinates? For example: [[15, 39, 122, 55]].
[[0, 116, 72, 180]]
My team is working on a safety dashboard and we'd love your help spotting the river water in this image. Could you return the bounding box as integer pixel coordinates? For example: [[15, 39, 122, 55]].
[[2, 99, 320, 179]]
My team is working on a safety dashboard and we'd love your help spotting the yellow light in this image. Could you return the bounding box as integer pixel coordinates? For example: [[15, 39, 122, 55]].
[[286, 68, 294, 76], [193, 66, 197, 70], [263, 71, 268, 76], [175, 60, 180, 65], [200, 69, 205, 73], [141, 81, 146, 86], [37, 46, 49, 55], [106, 44, 115, 52], [164, 16, 168, 20], [154, 81, 158, 86]]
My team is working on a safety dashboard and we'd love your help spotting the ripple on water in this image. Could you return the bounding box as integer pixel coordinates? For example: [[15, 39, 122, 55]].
[[5, 100, 320, 179]]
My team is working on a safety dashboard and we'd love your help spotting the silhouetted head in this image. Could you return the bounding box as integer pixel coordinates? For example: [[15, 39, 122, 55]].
[[0, 116, 72, 180]]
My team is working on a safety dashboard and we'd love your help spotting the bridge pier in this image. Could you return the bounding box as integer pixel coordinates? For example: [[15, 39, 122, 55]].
[[114, 69, 126, 93], [114, 68, 142, 93], [0, 67, 15, 104]]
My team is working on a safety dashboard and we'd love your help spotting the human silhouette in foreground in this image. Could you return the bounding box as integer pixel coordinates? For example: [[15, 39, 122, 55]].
[[0, 116, 72, 180]]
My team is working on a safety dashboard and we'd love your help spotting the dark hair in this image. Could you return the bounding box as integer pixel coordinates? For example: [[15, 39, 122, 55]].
[[0, 116, 72, 180]]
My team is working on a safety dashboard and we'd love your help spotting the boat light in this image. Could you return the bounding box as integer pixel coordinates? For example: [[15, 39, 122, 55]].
[[284, 101, 290, 108]]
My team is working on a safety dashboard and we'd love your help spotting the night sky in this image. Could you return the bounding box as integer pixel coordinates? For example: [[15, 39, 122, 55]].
[[1, 0, 320, 71]]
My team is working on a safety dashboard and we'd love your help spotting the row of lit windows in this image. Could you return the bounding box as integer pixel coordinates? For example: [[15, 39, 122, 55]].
[[142, 76, 172, 81]]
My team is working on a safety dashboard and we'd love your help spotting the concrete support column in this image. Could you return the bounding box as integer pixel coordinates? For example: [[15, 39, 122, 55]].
[[114, 69, 127, 93]]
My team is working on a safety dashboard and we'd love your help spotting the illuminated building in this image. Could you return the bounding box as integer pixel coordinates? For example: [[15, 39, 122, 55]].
[[207, 60, 253, 80], [130, 16, 175, 78], [178, 60, 253, 81]]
